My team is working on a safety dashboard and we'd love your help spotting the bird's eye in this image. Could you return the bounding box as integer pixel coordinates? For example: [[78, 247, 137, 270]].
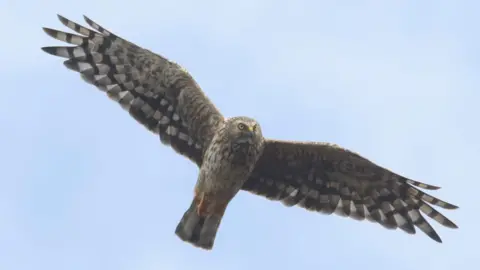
[[237, 123, 246, 130], [252, 124, 257, 131]]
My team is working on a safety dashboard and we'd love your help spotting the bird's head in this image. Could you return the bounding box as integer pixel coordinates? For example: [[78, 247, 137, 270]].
[[225, 116, 263, 144]]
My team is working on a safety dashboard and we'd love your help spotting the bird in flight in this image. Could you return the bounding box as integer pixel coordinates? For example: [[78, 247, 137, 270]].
[[41, 14, 458, 250]]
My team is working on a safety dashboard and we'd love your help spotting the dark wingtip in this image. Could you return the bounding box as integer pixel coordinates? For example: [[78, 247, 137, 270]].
[[41, 46, 57, 55], [430, 232, 443, 243], [63, 59, 81, 72], [440, 214, 459, 229], [57, 14, 67, 23], [83, 15, 93, 24], [445, 203, 459, 210], [42, 27, 57, 38]]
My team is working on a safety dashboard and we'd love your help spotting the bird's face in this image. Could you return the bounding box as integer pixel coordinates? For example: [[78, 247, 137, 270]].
[[227, 117, 263, 144]]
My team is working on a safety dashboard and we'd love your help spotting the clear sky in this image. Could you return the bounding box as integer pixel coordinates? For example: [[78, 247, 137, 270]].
[[1, 1, 478, 269]]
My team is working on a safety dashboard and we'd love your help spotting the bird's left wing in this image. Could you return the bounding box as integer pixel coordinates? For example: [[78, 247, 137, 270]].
[[41, 15, 224, 166], [242, 139, 458, 242]]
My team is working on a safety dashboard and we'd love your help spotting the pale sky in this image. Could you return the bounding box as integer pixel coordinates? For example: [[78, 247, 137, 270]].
[[0, 1, 478, 270]]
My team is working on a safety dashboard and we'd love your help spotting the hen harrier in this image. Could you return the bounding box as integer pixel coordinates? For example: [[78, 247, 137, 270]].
[[41, 14, 458, 250]]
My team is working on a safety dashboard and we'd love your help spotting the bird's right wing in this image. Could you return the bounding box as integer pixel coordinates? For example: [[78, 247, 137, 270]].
[[242, 139, 458, 243], [42, 14, 224, 166]]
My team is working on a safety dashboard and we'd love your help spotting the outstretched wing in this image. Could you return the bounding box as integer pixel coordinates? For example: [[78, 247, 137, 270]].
[[41, 15, 224, 166], [242, 139, 458, 242]]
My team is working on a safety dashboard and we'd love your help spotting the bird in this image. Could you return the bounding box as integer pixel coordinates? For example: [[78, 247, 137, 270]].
[[41, 14, 459, 250]]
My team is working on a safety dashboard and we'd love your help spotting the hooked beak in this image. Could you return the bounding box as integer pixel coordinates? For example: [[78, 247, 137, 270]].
[[247, 125, 256, 138], [238, 127, 254, 143]]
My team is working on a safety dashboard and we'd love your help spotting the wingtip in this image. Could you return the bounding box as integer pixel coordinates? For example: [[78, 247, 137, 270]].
[[56, 14, 71, 27], [450, 222, 459, 229], [42, 27, 56, 37], [421, 183, 441, 190], [57, 14, 67, 22], [41, 46, 56, 55], [83, 15, 92, 24], [406, 179, 441, 190], [445, 203, 459, 210], [63, 59, 79, 72], [430, 232, 443, 243]]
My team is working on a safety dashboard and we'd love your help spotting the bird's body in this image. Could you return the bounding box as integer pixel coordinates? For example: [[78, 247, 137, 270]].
[[41, 14, 459, 251], [198, 117, 265, 194], [176, 117, 265, 249]]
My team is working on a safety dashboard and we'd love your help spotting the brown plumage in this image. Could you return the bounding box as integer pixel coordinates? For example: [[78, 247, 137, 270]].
[[41, 14, 459, 250], [243, 141, 458, 242]]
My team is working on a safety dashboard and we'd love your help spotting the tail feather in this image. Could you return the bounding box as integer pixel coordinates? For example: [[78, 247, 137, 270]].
[[175, 200, 223, 250]]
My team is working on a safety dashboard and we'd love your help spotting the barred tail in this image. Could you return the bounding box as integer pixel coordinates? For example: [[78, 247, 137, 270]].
[[175, 200, 224, 250]]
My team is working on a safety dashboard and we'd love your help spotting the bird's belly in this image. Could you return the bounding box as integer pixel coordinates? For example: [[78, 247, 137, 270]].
[[197, 144, 258, 200], [208, 171, 248, 193], [197, 165, 250, 197]]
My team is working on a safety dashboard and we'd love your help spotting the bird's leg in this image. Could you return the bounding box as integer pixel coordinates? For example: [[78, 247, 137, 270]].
[[197, 196, 207, 216], [194, 189, 230, 217], [194, 189, 209, 217]]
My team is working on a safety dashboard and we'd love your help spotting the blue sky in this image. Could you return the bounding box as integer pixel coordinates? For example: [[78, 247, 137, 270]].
[[1, 0, 478, 269]]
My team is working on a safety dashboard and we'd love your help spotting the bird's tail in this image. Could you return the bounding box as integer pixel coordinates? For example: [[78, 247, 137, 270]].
[[175, 200, 224, 250]]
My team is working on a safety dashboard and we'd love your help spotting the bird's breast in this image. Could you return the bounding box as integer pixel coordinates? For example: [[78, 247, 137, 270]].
[[230, 143, 258, 167]]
